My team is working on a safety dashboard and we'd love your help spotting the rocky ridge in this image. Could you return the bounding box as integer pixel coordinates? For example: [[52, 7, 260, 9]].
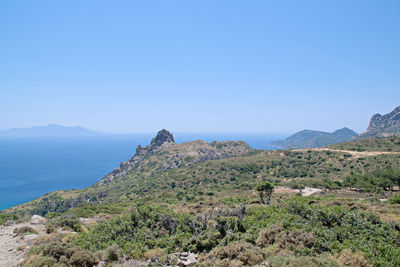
[[98, 129, 253, 185], [357, 106, 400, 139], [98, 129, 176, 185]]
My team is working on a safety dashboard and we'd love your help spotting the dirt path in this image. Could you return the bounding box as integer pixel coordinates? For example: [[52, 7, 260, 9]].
[[274, 186, 322, 196], [294, 148, 400, 158], [0, 222, 45, 267], [301, 187, 323, 196]]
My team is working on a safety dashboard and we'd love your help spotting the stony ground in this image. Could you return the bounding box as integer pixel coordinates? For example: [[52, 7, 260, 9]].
[[0, 221, 45, 267]]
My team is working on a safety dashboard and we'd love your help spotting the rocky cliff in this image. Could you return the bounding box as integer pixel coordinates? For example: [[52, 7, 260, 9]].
[[356, 106, 400, 139], [98, 129, 176, 185]]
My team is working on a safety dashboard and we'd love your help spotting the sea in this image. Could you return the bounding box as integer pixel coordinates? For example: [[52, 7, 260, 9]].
[[0, 133, 286, 210]]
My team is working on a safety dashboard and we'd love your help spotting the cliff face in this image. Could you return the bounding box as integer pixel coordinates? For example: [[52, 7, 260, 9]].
[[357, 106, 400, 139]]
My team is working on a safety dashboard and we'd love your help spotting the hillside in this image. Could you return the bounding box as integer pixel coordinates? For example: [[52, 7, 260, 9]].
[[0, 124, 102, 137], [2, 135, 400, 267], [2, 132, 400, 266], [356, 105, 400, 139], [330, 135, 400, 152], [5, 129, 255, 215], [6, 133, 399, 217], [269, 127, 357, 149]]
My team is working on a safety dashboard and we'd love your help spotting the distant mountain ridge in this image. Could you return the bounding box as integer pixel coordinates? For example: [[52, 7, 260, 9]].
[[0, 124, 102, 137], [356, 105, 400, 139], [269, 127, 358, 149]]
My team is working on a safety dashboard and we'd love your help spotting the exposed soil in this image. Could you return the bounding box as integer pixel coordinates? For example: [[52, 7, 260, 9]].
[[0, 222, 45, 267]]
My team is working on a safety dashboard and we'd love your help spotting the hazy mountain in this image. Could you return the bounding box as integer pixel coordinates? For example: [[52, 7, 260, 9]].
[[0, 124, 103, 137], [269, 127, 358, 149], [356, 105, 400, 139]]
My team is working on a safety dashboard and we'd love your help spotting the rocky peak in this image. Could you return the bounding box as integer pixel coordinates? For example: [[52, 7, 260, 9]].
[[150, 129, 175, 147], [98, 129, 176, 185], [357, 106, 400, 139], [367, 106, 400, 131]]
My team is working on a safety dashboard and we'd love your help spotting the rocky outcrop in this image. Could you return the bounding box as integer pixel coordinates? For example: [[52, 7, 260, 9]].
[[98, 129, 176, 185], [175, 252, 198, 266], [356, 106, 400, 139], [30, 215, 46, 225]]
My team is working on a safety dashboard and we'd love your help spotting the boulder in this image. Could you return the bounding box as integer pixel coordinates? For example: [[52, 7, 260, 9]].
[[3, 220, 14, 226], [23, 234, 39, 240], [30, 215, 46, 224], [176, 252, 198, 266]]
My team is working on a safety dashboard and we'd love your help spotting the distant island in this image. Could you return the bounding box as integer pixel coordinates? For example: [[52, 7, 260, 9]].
[[269, 127, 358, 149], [0, 124, 103, 137]]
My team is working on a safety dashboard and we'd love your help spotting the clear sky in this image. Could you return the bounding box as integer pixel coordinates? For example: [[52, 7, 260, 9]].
[[0, 0, 399, 134]]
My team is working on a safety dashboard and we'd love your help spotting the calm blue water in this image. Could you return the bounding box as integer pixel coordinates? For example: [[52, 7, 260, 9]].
[[0, 133, 286, 210]]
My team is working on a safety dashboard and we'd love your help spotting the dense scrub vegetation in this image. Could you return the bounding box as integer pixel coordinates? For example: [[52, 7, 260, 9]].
[[344, 168, 400, 192], [22, 241, 98, 267], [22, 196, 400, 266], [330, 136, 400, 152]]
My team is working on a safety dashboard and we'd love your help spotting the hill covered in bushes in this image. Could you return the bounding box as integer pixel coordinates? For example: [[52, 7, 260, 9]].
[[3, 132, 400, 266]]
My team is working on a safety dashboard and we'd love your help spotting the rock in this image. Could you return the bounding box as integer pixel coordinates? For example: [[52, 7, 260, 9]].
[[150, 129, 175, 146], [3, 220, 14, 226], [23, 234, 39, 240], [30, 215, 46, 224], [97, 129, 176, 185], [357, 106, 400, 139], [175, 252, 198, 266]]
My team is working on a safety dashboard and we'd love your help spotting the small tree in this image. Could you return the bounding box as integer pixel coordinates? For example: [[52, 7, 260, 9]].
[[256, 181, 274, 204], [289, 182, 305, 194], [389, 169, 400, 190]]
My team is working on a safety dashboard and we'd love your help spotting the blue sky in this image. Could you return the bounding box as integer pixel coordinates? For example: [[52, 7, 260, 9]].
[[0, 0, 399, 134]]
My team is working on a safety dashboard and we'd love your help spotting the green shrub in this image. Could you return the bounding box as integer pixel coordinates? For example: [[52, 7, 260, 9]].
[[198, 241, 264, 267], [28, 256, 57, 267], [13, 226, 38, 236], [49, 214, 81, 232], [0, 214, 18, 225], [389, 192, 400, 204], [23, 241, 98, 267], [105, 244, 123, 262], [256, 223, 284, 247], [336, 249, 371, 267], [45, 224, 56, 234], [68, 250, 98, 267], [268, 255, 341, 267]]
